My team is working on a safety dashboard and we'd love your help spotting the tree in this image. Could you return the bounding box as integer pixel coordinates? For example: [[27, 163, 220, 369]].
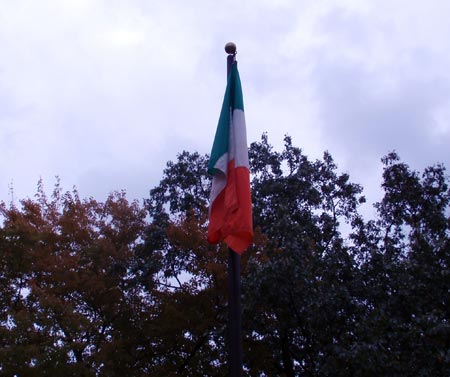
[[350, 152, 450, 376], [143, 150, 268, 375], [143, 135, 368, 376], [0, 182, 156, 376], [2, 136, 449, 376], [243, 134, 366, 376], [144, 136, 450, 376]]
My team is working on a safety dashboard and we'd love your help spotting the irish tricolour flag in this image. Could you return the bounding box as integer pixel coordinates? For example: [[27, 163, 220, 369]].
[[207, 61, 253, 254]]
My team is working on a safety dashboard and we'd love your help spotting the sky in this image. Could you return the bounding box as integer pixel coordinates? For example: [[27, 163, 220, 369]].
[[1, 0, 449, 218]]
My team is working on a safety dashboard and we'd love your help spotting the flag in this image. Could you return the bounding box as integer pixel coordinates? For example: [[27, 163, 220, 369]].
[[207, 61, 253, 253]]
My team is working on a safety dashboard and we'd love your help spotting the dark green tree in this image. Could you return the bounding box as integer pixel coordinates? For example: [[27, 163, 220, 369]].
[[243, 134, 366, 376], [143, 151, 230, 376], [142, 150, 268, 376], [350, 152, 450, 376], [143, 135, 368, 376]]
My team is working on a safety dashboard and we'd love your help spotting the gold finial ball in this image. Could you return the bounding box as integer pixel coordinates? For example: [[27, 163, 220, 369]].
[[225, 42, 237, 55]]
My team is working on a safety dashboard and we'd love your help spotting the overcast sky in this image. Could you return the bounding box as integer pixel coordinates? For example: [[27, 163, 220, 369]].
[[1, 0, 449, 217]]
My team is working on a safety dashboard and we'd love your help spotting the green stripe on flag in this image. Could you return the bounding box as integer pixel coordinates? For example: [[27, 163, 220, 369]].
[[230, 63, 244, 112], [208, 63, 244, 175]]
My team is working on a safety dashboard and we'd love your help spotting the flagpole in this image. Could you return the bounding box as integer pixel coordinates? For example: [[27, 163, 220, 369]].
[[228, 248, 242, 376], [225, 42, 243, 377]]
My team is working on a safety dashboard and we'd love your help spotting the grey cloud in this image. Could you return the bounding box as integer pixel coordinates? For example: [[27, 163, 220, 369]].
[[1, 0, 450, 208], [313, 53, 450, 167]]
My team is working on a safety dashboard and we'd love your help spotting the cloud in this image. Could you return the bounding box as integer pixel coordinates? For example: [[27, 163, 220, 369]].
[[303, 1, 450, 206], [0, 0, 449, 212], [0, 0, 213, 201]]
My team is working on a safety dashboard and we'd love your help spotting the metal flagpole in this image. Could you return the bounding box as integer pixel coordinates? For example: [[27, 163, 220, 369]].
[[225, 42, 243, 377], [228, 247, 242, 377]]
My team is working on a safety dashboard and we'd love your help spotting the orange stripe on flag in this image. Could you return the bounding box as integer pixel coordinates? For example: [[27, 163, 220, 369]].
[[207, 161, 252, 253]]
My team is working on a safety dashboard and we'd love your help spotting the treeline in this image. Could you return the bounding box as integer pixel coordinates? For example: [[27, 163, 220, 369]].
[[0, 135, 449, 376]]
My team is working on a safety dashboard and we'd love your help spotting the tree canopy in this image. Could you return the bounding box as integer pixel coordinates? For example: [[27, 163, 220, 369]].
[[1, 135, 449, 376]]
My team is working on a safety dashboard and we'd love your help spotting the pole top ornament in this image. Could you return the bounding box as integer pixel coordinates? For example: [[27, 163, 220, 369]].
[[225, 42, 237, 55]]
